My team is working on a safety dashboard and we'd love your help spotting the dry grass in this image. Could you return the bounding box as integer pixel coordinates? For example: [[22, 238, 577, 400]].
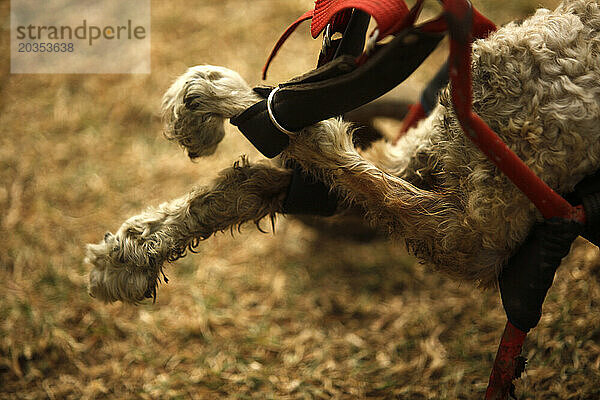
[[1, 0, 599, 398]]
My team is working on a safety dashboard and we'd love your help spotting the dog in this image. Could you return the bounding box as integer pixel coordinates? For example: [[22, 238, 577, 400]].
[[86, 0, 600, 304]]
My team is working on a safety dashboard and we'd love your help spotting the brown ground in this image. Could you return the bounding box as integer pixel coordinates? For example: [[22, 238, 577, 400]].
[[2, 0, 599, 399]]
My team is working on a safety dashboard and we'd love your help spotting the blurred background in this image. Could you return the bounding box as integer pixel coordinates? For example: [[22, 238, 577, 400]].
[[2, 0, 599, 398]]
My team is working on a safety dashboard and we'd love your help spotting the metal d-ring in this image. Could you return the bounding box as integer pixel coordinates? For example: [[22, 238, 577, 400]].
[[267, 86, 297, 136]]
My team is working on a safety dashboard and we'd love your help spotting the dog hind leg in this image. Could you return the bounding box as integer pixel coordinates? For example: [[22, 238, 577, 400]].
[[284, 119, 483, 280]]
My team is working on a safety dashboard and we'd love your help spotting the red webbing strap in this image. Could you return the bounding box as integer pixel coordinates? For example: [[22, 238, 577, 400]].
[[419, 6, 495, 36], [263, 0, 411, 79], [471, 8, 496, 39], [311, 0, 409, 38], [387, 0, 425, 36], [395, 4, 495, 135]]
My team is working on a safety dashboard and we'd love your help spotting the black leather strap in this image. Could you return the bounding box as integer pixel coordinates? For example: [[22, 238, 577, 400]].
[[282, 163, 338, 216], [231, 27, 445, 158], [499, 218, 582, 332], [230, 99, 290, 159], [333, 9, 371, 59], [280, 9, 372, 216]]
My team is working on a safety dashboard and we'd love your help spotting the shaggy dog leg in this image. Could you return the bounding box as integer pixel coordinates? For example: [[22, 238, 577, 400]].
[[86, 159, 291, 303], [283, 119, 475, 280]]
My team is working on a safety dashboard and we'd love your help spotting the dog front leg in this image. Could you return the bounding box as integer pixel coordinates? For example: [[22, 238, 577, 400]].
[[86, 158, 291, 304]]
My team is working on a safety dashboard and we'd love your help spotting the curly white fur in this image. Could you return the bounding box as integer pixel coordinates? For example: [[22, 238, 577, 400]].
[[87, 0, 600, 303]]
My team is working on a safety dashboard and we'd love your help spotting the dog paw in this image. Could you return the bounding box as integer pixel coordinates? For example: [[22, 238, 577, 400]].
[[86, 232, 161, 304], [162, 65, 261, 159]]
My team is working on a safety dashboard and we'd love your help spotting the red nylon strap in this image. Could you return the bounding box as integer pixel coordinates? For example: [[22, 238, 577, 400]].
[[396, 4, 494, 138], [311, 0, 409, 38], [419, 4, 495, 37], [443, 0, 584, 223], [263, 0, 410, 79], [471, 8, 496, 39], [387, 0, 425, 36]]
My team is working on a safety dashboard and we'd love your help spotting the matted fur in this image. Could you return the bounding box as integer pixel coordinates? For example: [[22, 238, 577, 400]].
[[87, 0, 600, 303]]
